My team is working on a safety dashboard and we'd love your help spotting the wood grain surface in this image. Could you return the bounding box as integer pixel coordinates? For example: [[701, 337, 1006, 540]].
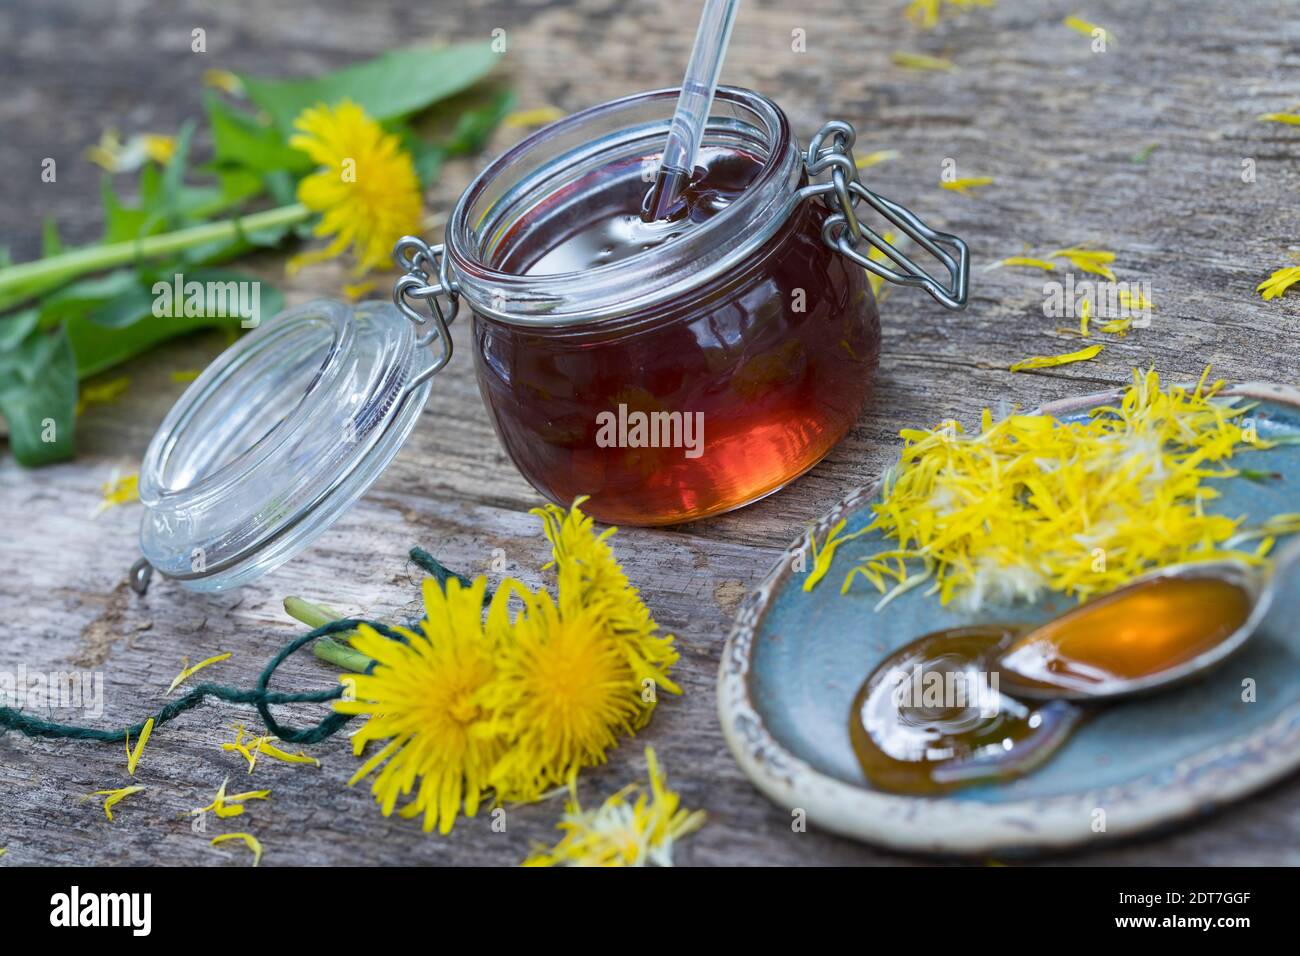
[[2, 0, 1299, 865]]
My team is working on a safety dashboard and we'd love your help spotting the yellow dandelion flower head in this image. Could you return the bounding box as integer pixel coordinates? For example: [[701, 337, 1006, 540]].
[[483, 585, 647, 803], [523, 747, 706, 867], [531, 498, 680, 699], [288, 99, 423, 275], [334, 576, 505, 833]]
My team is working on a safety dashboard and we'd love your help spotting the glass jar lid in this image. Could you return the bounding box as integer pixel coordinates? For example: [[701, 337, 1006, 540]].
[[135, 299, 434, 592]]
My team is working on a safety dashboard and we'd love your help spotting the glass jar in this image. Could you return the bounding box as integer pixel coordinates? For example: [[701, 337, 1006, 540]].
[[406, 86, 968, 525], [135, 86, 967, 591]]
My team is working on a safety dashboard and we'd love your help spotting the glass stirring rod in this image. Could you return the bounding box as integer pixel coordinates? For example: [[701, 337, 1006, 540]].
[[643, 0, 742, 221]]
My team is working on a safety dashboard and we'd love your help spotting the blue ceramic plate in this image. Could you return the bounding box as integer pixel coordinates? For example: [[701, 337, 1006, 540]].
[[718, 382, 1300, 855]]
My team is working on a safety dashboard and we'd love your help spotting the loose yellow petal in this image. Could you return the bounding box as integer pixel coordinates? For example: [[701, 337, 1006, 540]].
[[995, 256, 1056, 272], [1049, 246, 1117, 280], [170, 369, 201, 383], [856, 149, 899, 170], [1257, 111, 1300, 126], [166, 652, 232, 695], [892, 51, 956, 72], [94, 471, 139, 516], [1079, 297, 1091, 337], [1257, 263, 1300, 301], [504, 106, 566, 128], [203, 69, 245, 96], [1063, 15, 1113, 44], [77, 376, 130, 416], [803, 520, 871, 592], [125, 718, 154, 777], [191, 777, 270, 819], [211, 832, 263, 867], [342, 280, 376, 301], [85, 785, 145, 823], [1009, 343, 1103, 372], [866, 231, 900, 297], [941, 176, 994, 195]]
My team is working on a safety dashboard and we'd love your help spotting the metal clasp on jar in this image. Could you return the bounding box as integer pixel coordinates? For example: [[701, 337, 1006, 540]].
[[799, 120, 970, 311], [392, 235, 460, 392]]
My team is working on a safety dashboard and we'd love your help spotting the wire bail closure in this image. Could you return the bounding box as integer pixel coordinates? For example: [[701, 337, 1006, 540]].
[[392, 235, 459, 393], [800, 120, 970, 311]]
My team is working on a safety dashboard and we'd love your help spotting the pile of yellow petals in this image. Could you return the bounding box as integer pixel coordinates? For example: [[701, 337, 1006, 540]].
[[821, 368, 1276, 610], [523, 748, 705, 867], [334, 500, 679, 834], [287, 99, 422, 275]]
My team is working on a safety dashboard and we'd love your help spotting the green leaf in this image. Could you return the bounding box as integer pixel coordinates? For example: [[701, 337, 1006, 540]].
[[205, 93, 311, 176], [0, 309, 39, 350], [0, 323, 77, 465], [64, 270, 284, 379], [443, 89, 515, 157], [42, 218, 64, 257], [239, 42, 498, 132]]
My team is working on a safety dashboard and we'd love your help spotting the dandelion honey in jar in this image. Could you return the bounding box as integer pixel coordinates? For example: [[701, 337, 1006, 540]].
[[433, 87, 968, 525]]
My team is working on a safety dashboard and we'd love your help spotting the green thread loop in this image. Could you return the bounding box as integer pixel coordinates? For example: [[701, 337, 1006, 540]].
[[0, 617, 407, 746]]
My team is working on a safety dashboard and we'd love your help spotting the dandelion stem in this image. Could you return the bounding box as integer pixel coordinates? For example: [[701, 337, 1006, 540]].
[[0, 203, 311, 312], [284, 597, 375, 673]]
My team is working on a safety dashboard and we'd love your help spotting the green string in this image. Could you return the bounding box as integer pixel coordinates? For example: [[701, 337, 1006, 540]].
[[0, 617, 405, 745], [0, 547, 467, 747]]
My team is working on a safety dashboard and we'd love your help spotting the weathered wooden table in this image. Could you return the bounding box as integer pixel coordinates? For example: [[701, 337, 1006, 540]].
[[3, 0, 1299, 865]]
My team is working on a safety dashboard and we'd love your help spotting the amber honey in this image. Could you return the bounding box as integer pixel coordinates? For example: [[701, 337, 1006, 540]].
[[998, 576, 1253, 696], [473, 147, 880, 525], [849, 626, 1083, 795]]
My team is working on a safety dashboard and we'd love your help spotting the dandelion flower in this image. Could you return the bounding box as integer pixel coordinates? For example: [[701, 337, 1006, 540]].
[[288, 99, 422, 275], [334, 577, 506, 834], [531, 500, 680, 700], [86, 130, 175, 172], [523, 748, 705, 867], [483, 588, 647, 803]]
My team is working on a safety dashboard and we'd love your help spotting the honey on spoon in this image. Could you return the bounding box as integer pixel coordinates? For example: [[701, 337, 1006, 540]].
[[851, 549, 1292, 795]]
